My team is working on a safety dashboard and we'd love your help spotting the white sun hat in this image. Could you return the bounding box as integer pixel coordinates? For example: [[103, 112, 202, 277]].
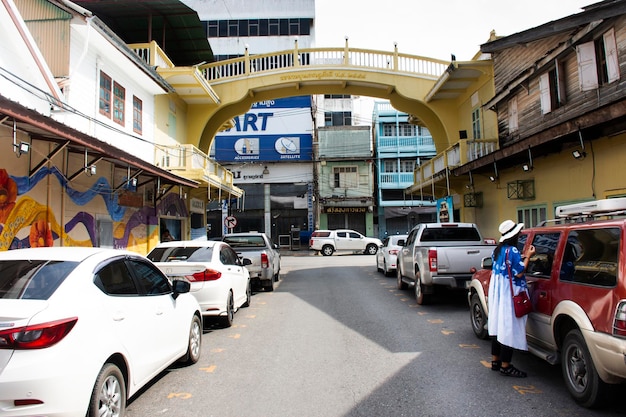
[[498, 219, 524, 242]]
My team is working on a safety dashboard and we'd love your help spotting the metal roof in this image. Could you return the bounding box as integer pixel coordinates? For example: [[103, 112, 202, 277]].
[[72, 0, 213, 66]]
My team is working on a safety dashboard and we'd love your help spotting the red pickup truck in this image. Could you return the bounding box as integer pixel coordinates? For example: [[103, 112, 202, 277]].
[[467, 198, 626, 408]]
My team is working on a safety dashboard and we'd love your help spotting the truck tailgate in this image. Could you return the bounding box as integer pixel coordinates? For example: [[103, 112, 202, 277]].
[[435, 246, 494, 273]]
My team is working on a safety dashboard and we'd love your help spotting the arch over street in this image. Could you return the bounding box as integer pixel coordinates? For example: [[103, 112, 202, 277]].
[[160, 45, 459, 155]]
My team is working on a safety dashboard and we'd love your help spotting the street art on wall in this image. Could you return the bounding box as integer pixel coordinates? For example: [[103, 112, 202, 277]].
[[0, 167, 187, 252]]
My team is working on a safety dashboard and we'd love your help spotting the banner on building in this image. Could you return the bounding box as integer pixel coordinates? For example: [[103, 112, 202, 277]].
[[437, 196, 454, 223], [214, 96, 314, 162]]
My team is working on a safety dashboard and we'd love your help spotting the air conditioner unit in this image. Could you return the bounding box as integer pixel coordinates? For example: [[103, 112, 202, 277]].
[[556, 197, 626, 218]]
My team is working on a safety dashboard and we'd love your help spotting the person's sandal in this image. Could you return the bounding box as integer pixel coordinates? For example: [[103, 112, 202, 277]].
[[491, 360, 501, 371], [500, 364, 527, 378]]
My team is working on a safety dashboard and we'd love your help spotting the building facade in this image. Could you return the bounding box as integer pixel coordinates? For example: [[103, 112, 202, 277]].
[[373, 101, 437, 236], [410, 0, 626, 240], [0, 0, 242, 253], [184, 0, 316, 245]]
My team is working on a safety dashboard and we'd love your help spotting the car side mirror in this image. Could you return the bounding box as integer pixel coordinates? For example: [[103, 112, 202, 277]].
[[172, 279, 190, 299], [481, 257, 493, 270]]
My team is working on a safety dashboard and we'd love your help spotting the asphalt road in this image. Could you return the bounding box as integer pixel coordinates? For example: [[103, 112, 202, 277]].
[[125, 254, 625, 417]]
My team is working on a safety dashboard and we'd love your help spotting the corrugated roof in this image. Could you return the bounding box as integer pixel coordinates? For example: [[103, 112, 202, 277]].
[[72, 0, 213, 66]]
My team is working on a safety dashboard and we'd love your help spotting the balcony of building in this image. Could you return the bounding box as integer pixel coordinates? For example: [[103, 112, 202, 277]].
[[155, 144, 243, 198], [377, 135, 436, 156], [410, 138, 498, 193]]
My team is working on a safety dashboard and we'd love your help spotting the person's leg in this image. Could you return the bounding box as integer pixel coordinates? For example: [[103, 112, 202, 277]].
[[491, 337, 502, 370], [499, 345, 526, 377]]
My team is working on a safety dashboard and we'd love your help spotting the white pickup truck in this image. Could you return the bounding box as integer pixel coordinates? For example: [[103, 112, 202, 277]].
[[309, 229, 382, 256], [222, 232, 281, 292], [396, 222, 495, 304]]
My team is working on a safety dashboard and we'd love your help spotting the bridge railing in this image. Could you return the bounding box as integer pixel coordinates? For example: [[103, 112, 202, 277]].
[[198, 45, 448, 83]]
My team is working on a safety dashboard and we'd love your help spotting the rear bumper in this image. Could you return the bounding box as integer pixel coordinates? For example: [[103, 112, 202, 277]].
[[431, 274, 474, 288], [583, 328, 626, 384]]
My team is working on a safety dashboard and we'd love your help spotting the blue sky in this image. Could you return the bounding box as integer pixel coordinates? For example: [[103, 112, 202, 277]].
[[315, 0, 593, 61]]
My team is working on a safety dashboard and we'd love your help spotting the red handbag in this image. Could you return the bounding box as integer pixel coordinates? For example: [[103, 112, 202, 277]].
[[506, 249, 532, 317]]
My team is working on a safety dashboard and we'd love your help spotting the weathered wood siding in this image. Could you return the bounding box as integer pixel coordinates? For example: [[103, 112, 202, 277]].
[[493, 16, 626, 146]]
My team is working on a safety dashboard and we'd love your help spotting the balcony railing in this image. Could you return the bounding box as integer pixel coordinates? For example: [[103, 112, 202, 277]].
[[197, 45, 448, 83], [378, 136, 436, 154], [414, 138, 498, 184], [128, 41, 174, 69], [379, 172, 415, 187], [154, 144, 242, 196]]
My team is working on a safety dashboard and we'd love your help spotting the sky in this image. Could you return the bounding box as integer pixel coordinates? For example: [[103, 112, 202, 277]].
[[314, 0, 594, 61]]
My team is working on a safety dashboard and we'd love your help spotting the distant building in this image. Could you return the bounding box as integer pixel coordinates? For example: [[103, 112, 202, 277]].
[[184, 0, 316, 244], [373, 101, 437, 236]]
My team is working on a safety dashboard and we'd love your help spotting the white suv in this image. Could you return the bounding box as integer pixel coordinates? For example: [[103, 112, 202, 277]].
[[309, 229, 382, 256]]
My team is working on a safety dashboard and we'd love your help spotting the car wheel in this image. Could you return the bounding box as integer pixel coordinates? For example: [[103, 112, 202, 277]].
[[415, 269, 429, 305], [365, 244, 378, 255], [242, 281, 251, 307], [184, 315, 202, 364], [88, 363, 126, 417], [470, 293, 488, 339], [220, 292, 235, 327], [263, 278, 274, 292], [274, 269, 280, 282], [562, 329, 607, 408], [397, 267, 408, 290], [383, 260, 391, 276], [321, 245, 334, 256]]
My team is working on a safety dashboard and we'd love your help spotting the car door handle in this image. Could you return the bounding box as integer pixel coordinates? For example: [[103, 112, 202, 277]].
[[112, 312, 126, 321]]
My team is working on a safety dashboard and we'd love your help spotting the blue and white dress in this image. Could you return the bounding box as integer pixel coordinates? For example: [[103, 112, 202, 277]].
[[487, 245, 529, 350]]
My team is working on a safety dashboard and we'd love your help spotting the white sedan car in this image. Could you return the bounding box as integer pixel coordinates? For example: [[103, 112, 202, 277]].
[[0, 247, 202, 417], [147, 240, 251, 327], [376, 234, 408, 276]]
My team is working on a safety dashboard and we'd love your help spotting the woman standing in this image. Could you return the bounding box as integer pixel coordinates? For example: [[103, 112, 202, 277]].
[[488, 220, 535, 377]]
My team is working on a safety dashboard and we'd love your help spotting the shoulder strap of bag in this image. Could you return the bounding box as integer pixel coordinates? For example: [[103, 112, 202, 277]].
[[506, 247, 515, 297]]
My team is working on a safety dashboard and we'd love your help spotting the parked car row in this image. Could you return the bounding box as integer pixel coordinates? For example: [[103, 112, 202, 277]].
[[0, 233, 282, 417]]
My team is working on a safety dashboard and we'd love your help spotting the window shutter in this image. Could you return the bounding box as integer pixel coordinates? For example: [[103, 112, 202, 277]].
[[604, 28, 620, 83], [508, 97, 519, 132], [539, 73, 551, 114], [576, 41, 598, 91]]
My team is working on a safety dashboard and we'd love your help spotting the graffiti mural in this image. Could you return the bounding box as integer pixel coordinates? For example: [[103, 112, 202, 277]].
[[0, 166, 188, 252]]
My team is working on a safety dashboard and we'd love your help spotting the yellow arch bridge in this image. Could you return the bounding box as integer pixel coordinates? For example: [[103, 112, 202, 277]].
[[131, 41, 495, 197]]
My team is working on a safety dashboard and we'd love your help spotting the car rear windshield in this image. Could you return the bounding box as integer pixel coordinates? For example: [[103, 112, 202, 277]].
[[0, 260, 78, 300], [147, 247, 213, 262], [420, 227, 482, 242], [223, 236, 266, 247]]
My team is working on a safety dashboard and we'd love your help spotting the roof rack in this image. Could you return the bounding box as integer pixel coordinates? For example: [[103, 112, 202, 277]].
[[555, 198, 626, 219]]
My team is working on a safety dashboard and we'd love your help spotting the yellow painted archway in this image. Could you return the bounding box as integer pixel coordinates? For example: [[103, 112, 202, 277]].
[[163, 45, 459, 155]]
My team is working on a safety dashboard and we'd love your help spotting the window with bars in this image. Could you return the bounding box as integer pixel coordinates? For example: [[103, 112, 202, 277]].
[[99, 71, 112, 117], [133, 96, 142, 134], [517, 205, 547, 228], [207, 18, 311, 38], [333, 166, 358, 188], [324, 111, 351, 126], [472, 108, 481, 139], [113, 82, 125, 126]]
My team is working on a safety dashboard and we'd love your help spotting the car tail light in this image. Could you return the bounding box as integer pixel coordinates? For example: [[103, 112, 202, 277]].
[[613, 301, 626, 337], [189, 269, 222, 281], [261, 253, 269, 269], [0, 317, 77, 349], [389, 249, 399, 256], [428, 249, 437, 272]]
